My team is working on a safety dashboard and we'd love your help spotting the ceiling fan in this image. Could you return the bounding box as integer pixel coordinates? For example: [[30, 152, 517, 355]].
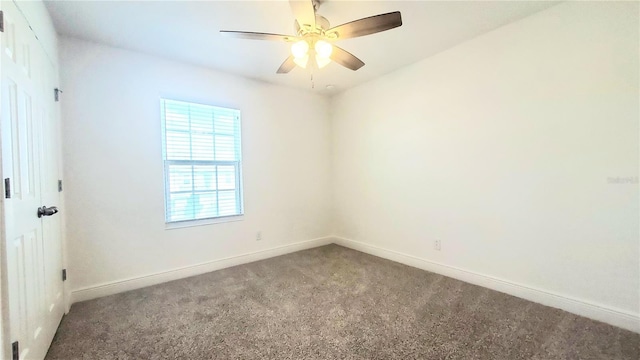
[[220, 0, 402, 74]]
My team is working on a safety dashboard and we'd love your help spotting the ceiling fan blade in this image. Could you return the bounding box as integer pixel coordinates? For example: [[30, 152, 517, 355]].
[[277, 56, 297, 74], [328, 11, 402, 39], [220, 30, 297, 42], [289, 0, 315, 28], [330, 46, 365, 71]]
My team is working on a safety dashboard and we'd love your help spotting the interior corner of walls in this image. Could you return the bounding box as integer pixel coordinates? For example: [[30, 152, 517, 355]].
[[332, 236, 640, 334]]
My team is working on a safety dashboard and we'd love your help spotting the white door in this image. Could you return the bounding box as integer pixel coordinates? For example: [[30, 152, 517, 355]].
[[1, 1, 65, 359]]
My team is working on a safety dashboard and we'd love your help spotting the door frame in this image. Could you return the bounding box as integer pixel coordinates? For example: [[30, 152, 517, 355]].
[[1, 2, 8, 357]]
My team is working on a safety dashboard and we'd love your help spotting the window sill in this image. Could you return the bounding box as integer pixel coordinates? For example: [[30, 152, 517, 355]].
[[165, 215, 244, 230]]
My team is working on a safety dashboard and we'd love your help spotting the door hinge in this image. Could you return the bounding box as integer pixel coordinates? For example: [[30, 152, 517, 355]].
[[58, 179, 63, 192], [12, 341, 18, 360], [4, 178, 10, 198], [62, 269, 67, 281], [54, 88, 62, 102], [0, 11, 4, 33]]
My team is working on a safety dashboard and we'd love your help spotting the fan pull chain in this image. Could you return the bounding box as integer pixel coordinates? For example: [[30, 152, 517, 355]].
[[310, 72, 315, 89]]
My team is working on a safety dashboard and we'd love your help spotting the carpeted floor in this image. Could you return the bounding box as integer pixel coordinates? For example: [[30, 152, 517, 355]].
[[46, 244, 639, 359]]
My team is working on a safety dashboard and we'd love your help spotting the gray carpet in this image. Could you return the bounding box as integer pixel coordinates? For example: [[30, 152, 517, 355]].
[[46, 245, 639, 359]]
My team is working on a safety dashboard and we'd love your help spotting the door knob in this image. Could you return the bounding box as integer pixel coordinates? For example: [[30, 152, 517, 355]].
[[37, 206, 58, 218]]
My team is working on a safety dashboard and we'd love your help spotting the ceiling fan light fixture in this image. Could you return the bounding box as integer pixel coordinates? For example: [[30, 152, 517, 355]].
[[291, 40, 309, 59]]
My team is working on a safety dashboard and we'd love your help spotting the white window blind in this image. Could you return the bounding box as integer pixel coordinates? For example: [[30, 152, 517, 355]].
[[160, 99, 243, 223]]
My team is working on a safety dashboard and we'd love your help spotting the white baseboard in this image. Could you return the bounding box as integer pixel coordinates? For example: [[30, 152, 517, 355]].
[[332, 236, 640, 334], [71, 236, 333, 304]]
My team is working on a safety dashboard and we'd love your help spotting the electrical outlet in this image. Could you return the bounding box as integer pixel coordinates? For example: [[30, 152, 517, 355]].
[[256, 231, 262, 241], [434, 240, 441, 251]]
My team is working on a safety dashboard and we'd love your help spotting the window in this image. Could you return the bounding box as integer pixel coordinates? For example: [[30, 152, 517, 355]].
[[160, 99, 243, 223]]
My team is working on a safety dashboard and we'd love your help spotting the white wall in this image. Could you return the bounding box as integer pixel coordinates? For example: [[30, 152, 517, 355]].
[[332, 0, 639, 323], [59, 38, 332, 296]]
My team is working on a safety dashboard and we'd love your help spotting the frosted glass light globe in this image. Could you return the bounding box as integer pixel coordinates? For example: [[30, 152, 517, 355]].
[[291, 40, 309, 59], [293, 54, 309, 69], [316, 55, 331, 69], [315, 40, 333, 58]]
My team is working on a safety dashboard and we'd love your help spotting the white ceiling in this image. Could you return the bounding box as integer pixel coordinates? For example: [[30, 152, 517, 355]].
[[44, 0, 560, 95]]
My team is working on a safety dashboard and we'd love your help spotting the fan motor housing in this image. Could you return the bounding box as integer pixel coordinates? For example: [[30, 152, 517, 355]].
[[297, 15, 330, 35]]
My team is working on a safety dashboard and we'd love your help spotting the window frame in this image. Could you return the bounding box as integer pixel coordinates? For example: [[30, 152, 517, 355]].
[[160, 98, 244, 226]]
